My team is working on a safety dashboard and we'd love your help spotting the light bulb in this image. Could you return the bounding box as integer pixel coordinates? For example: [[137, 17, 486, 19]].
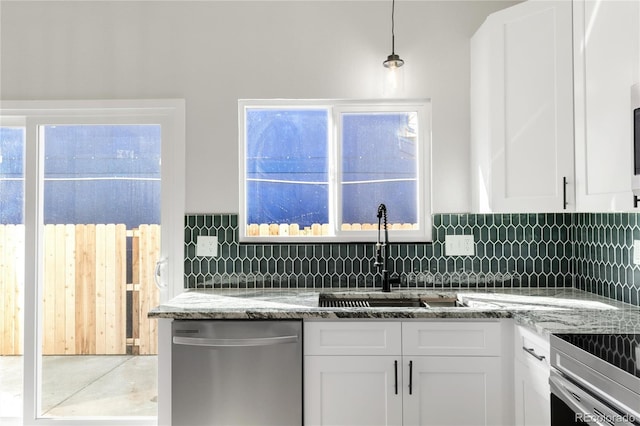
[[383, 63, 404, 96]]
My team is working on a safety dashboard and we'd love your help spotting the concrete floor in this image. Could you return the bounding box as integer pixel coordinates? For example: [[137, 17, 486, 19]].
[[0, 355, 157, 419]]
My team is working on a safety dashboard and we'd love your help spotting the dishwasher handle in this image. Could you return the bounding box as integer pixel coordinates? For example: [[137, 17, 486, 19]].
[[173, 335, 299, 348]]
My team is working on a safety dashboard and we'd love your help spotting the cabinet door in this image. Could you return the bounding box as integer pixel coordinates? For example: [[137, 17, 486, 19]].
[[573, 0, 640, 211], [403, 356, 503, 426], [472, 0, 574, 213], [514, 326, 550, 426], [304, 356, 403, 426], [514, 359, 550, 426]]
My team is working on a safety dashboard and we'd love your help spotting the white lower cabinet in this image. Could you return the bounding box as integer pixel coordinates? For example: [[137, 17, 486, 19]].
[[513, 325, 550, 426], [304, 320, 505, 426], [514, 359, 550, 426], [403, 356, 502, 426], [304, 356, 403, 426]]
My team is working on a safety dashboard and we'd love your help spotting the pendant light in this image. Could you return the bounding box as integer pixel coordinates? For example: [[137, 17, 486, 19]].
[[383, 0, 404, 69]]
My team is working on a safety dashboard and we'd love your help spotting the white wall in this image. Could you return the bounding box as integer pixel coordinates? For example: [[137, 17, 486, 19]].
[[0, 0, 517, 214]]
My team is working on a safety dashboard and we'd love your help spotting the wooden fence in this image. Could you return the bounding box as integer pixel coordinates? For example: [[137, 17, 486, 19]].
[[246, 222, 418, 237], [0, 225, 24, 356], [0, 224, 160, 356], [128, 225, 160, 355]]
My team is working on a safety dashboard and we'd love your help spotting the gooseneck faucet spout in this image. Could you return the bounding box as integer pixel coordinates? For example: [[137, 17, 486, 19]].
[[375, 203, 392, 292]]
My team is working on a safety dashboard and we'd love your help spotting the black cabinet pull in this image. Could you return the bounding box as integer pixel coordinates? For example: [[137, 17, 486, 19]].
[[563, 176, 568, 210], [394, 360, 398, 395], [408, 360, 413, 395]]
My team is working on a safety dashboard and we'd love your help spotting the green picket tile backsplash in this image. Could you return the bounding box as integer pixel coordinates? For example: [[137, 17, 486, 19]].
[[183, 212, 640, 307], [185, 212, 571, 286], [184, 213, 640, 305], [573, 213, 640, 306]]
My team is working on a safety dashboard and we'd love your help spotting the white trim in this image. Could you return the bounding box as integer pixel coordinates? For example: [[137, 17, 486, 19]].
[[2, 99, 185, 425], [22, 114, 39, 426]]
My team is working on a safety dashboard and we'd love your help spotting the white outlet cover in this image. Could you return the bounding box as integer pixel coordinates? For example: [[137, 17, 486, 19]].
[[196, 235, 218, 257], [445, 235, 475, 256], [634, 240, 640, 265]]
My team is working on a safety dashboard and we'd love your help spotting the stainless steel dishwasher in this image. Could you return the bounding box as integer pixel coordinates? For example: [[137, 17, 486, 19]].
[[172, 320, 302, 426]]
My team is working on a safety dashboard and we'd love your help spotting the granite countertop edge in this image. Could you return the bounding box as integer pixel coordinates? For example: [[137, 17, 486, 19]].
[[148, 287, 640, 335]]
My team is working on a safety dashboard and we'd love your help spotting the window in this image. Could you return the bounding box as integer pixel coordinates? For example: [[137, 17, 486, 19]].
[[239, 100, 432, 242]]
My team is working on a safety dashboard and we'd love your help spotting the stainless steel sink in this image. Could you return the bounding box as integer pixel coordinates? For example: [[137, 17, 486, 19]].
[[318, 298, 424, 308], [421, 296, 461, 308], [318, 294, 465, 308]]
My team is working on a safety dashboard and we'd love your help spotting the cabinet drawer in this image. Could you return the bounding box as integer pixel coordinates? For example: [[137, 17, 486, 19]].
[[304, 321, 401, 356], [402, 321, 502, 356], [514, 325, 550, 368]]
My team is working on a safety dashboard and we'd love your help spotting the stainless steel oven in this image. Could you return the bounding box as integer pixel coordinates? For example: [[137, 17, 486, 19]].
[[550, 334, 640, 426]]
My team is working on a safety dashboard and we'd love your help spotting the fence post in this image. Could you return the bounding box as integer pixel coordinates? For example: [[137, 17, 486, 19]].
[[127, 225, 160, 355]]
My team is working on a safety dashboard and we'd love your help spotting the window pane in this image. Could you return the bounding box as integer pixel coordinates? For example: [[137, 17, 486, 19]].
[[40, 124, 160, 418], [245, 109, 328, 233], [43, 125, 161, 226], [0, 127, 24, 223], [341, 112, 418, 227]]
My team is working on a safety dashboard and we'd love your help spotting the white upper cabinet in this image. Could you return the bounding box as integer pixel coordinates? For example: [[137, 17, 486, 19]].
[[471, 0, 575, 213], [472, 0, 640, 213], [573, 0, 640, 211]]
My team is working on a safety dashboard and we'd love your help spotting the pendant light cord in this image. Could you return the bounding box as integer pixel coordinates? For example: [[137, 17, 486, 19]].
[[383, 0, 403, 68], [391, 0, 397, 54]]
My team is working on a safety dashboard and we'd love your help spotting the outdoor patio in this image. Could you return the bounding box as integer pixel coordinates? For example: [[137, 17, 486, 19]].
[[0, 355, 157, 418]]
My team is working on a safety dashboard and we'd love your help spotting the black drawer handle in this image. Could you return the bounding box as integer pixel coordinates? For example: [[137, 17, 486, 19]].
[[563, 176, 568, 210], [408, 360, 413, 395], [394, 360, 398, 395], [523, 346, 546, 361]]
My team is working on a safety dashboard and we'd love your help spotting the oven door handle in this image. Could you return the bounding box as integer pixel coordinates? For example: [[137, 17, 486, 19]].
[[549, 374, 637, 426]]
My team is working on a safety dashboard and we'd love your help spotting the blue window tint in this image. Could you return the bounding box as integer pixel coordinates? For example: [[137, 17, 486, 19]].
[[341, 112, 418, 225], [0, 127, 25, 224], [245, 109, 328, 227], [241, 101, 430, 241], [42, 125, 161, 227]]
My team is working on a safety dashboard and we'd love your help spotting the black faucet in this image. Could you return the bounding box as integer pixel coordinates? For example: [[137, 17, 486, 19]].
[[374, 203, 400, 292]]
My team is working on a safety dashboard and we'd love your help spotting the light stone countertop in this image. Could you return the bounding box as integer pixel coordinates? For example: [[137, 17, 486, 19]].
[[148, 287, 640, 336]]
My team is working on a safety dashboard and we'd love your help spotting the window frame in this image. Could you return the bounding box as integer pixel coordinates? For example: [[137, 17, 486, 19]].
[[238, 99, 432, 243]]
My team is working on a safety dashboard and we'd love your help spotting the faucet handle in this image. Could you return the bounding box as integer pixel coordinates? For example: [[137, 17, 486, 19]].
[[374, 243, 384, 267]]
